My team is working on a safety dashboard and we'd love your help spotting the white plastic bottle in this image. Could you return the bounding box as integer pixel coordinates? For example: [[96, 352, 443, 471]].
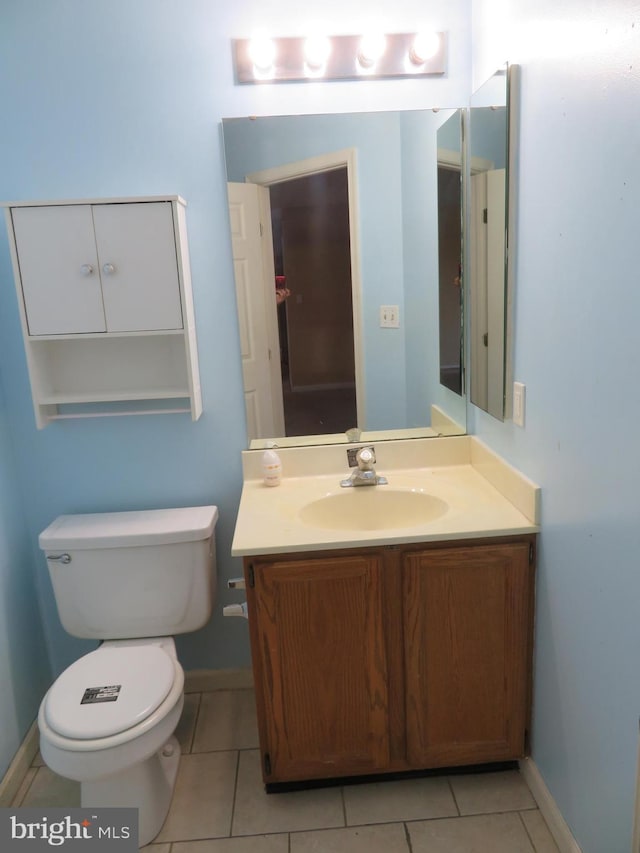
[[262, 449, 282, 486]]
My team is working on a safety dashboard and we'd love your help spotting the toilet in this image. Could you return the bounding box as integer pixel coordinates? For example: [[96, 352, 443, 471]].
[[36, 505, 218, 847]]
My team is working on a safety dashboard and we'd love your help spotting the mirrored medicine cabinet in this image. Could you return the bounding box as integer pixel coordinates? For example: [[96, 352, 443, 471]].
[[467, 63, 519, 421], [221, 63, 517, 448]]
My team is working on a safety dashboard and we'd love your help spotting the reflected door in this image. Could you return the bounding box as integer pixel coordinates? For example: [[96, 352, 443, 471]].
[[470, 169, 506, 418], [228, 182, 284, 439]]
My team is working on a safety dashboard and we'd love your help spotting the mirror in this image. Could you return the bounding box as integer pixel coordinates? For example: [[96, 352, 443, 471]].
[[223, 110, 467, 449], [467, 64, 518, 419]]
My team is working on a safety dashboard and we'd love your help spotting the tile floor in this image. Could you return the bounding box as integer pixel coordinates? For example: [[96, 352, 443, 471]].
[[12, 688, 560, 852]]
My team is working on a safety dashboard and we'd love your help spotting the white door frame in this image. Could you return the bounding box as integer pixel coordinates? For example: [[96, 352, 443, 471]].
[[245, 148, 365, 431]]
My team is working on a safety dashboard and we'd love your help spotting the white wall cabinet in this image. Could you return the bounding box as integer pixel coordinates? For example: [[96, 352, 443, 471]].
[[5, 196, 202, 428]]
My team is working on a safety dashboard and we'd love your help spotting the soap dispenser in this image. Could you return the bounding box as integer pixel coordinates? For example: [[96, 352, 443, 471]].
[[262, 449, 282, 486]]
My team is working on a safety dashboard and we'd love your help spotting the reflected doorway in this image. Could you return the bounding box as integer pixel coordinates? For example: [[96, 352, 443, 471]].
[[268, 169, 357, 437], [437, 164, 463, 394]]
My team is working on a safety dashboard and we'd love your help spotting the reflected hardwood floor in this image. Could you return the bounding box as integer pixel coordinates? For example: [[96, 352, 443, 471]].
[[283, 381, 357, 437]]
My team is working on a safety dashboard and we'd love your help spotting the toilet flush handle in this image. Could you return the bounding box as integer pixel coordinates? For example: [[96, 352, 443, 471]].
[[46, 553, 71, 564]]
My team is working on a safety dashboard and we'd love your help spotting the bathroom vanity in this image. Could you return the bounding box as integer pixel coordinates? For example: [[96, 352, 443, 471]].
[[232, 436, 539, 787]]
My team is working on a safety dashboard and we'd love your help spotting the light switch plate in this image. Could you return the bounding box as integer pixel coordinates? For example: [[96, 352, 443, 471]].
[[513, 381, 526, 427], [380, 305, 400, 328]]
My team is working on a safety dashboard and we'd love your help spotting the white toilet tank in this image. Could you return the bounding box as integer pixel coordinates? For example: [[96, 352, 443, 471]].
[[39, 506, 218, 640]]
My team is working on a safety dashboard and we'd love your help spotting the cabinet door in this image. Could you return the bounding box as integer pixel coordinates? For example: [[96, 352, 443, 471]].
[[11, 205, 106, 335], [250, 553, 390, 782], [92, 202, 183, 331], [403, 542, 532, 767]]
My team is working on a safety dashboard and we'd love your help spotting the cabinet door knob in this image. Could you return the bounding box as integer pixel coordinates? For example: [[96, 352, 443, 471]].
[[80, 264, 94, 276], [102, 263, 116, 275]]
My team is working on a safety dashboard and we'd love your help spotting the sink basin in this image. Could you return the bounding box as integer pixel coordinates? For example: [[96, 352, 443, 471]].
[[299, 489, 448, 531]]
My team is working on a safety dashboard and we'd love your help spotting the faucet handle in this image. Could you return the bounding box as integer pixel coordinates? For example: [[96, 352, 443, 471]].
[[341, 445, 387, 487], [356, 447, 375, 469]]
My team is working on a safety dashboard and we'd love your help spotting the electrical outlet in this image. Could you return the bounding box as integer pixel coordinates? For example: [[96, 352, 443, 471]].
[[513, 382, 526, 427], [380, 305, 400, 328]]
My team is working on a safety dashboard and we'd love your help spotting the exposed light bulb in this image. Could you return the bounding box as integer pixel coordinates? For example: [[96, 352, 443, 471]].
[[304, 35, 331, 70], [358, 33, 386, 68], [248, 37, 276, 72], [409, 31, 440, 64]]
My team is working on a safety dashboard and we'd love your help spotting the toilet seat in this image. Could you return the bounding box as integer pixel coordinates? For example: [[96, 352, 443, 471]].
[[44, 644, 176, 740]]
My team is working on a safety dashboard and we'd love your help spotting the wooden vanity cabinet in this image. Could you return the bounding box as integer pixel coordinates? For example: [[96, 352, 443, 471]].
[[244, 534, 535, 786], [403, 540, 534, 768], [246, 551, 390, 782]]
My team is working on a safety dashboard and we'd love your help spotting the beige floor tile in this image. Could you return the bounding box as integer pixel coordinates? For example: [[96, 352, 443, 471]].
[[155, 750, 237, 843], [520, 810, 561, 852], [291, 822, 410, 853], [172, 836, 288, 853], [408, 812, 536, 852], [20, 766, 80, 808], [449, 770, 536, 815], [142, 845, 171, 852], [175, 692, 202, 753], [344, 776, 458, 825], [192, 690, 259, 752], [11, 767, 37, 806], [232, 750, 344, 836]]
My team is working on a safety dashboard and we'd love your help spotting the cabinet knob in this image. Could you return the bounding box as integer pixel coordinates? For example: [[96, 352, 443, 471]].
[[102, 263, 116, 275], [80, 264, 94, 276]]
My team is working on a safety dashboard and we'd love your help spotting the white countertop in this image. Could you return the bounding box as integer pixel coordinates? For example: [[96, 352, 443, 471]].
[[232, 436, 540, 557]]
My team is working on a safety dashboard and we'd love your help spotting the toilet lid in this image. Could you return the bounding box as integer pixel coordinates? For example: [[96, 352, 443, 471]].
[[44, 645, 176, 740]]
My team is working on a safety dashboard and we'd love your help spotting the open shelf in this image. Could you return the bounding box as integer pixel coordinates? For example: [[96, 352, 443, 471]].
[[26, 332, 200, 427], [45, 399, 193, 420], [38, 388, 192, 405], [27, 328, 186, 342]]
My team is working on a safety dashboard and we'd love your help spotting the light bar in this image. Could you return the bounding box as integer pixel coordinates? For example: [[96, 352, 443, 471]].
[[233, 32, 447, 84]]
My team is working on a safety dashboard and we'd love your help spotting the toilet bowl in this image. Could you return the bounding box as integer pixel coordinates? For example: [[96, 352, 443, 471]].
[[37, 505, 218, 848], [38, 638, 185, 846]]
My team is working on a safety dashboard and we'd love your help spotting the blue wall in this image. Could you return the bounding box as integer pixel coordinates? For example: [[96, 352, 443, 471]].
[[0, 373, 51, 776], [472, 0, 640, 850], [0, 0, 471, 777]]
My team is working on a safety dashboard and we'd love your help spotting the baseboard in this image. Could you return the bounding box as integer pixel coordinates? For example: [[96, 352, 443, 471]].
[[633, 731, 640, 853], [519, 757, 582, 852], [0, 721, 39, 807], [184, 667, 254, 693]]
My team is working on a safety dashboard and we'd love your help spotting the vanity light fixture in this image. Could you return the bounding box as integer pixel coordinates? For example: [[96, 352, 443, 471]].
[[357, 33, 387, 69], [303, 35, 332, 72], [233, 31, 446, 83], [409, 31, 442, 65], [247, 36, 277, 74]]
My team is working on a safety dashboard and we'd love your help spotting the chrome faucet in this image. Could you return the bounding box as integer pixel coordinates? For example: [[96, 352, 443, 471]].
[[340, 447, 388, 487]]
